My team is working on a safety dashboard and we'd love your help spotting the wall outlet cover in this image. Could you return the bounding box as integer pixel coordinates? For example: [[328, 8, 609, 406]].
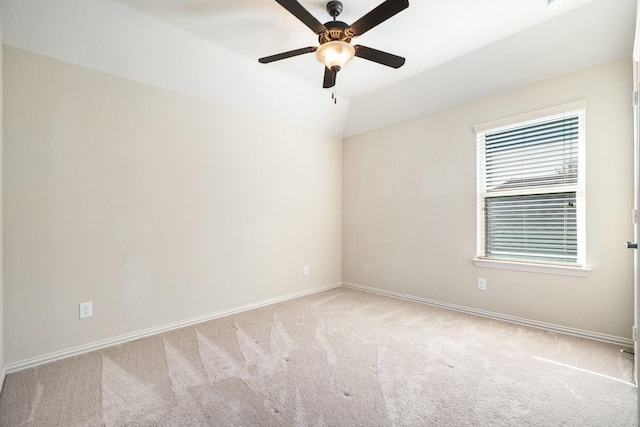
[[79, 302, 93, 319]]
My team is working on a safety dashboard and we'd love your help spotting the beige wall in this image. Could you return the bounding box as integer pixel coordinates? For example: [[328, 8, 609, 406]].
[[343, 57, 635, 340], [3, 47, 342, 364]]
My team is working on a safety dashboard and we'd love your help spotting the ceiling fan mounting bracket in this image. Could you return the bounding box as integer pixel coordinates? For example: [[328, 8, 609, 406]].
[[326, 1, 343, 18]]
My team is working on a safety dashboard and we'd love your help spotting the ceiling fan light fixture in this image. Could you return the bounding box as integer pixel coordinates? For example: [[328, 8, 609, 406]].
[[315, 41, 355, 71], [259, 0, 409, 91], [547, 0, 568, 9]]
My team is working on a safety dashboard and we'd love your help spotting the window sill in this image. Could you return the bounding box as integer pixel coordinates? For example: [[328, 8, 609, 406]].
[[472, 258, 591, 277]]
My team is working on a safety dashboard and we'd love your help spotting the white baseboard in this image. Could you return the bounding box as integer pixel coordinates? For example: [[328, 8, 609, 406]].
[[7, 281, 630, 374], [342, 282, 633, 348], [5, 282, 341, 374]]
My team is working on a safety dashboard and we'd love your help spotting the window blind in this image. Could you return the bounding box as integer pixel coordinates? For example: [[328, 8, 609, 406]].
[[484, 192, 577, 263], [476, 109, 585, 266]]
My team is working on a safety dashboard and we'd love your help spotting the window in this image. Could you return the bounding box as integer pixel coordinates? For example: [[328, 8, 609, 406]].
[[474, 101, 586, 270]]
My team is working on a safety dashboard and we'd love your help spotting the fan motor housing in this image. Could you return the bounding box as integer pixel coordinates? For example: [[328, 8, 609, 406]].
[[319, 21, 352, 44]]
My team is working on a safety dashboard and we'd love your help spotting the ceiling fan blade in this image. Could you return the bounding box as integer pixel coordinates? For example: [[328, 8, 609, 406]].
[[259, 46, 317, 64], [323, 67, 336, 88], [347, 0, 409, 37], [354, 45, 405, 68], [275, 0, 328, 35]]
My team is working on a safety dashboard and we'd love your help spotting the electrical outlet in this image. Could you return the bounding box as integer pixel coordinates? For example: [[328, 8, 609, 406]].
[[304, 265, 309, 275], [477, 278, 487, 291], [79, 302, 93, 319]]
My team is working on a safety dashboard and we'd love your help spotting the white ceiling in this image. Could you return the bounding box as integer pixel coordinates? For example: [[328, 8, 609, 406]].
[[0, 0, 636, 137], [110, 0, 633, 99]]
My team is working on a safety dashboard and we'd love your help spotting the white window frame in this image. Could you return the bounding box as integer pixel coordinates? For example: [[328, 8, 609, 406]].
[[473, 100, 591, 277]]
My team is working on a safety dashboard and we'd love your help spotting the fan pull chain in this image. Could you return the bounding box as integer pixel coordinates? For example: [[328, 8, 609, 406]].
[[332, 83, 338, 104]]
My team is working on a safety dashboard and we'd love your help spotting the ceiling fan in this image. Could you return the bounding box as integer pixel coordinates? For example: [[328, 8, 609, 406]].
[[259, 0, 409, 92]]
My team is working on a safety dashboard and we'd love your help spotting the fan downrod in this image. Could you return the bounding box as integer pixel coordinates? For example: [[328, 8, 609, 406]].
[[326, 1, 343, 18]]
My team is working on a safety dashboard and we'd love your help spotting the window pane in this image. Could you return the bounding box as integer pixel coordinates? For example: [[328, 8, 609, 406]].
[[485, 192, 577, 263]]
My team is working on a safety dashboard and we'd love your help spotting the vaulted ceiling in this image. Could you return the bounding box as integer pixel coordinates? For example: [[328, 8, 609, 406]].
[[0, 0, 636, 137]]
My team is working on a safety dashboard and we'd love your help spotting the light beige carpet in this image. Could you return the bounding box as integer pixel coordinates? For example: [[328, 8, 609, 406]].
[[0, 287, 636, 426]]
